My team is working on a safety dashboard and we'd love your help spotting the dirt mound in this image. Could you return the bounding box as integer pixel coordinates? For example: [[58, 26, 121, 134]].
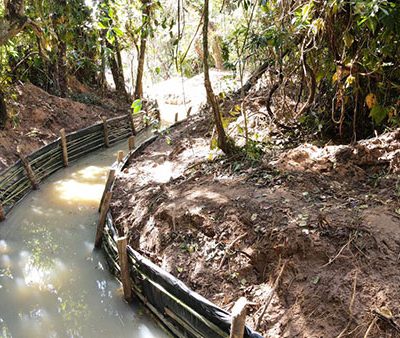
[[112, 116, 400, 337], [0, 83, 127, 171], [273, 130, 400, 176]]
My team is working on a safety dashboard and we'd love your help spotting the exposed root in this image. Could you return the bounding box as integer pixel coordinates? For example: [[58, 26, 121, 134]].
[[255, 260, 287, 331], [336, 270, 358, 338], [321, 233, 357, 268]]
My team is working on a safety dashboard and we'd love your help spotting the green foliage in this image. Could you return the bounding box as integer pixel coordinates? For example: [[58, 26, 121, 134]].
[[243, 139, 263, 161], [0, 0, 398, 141], [370, 104, 390, 125], [131, 99, 142, 114]]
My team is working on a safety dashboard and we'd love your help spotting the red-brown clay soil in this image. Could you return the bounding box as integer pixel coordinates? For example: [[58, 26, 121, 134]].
[[111, 114, 400, 337], [0, 83, 129, 171]]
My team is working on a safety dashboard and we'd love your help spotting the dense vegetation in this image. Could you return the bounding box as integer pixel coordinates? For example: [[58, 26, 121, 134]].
[[0, 0, 399, 145]]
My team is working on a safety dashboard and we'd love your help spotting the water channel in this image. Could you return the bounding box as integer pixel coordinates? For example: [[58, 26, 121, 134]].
[[0, 134, 169, 338]]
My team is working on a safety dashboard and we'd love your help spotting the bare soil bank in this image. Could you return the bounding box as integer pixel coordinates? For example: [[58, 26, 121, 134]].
[[0, 83, 129, 171], [112, 114, 400, 337]]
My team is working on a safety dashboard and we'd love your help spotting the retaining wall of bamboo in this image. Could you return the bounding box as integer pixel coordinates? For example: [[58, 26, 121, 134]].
[[97, 125, 263, 338], [0, 112, 151, 219]]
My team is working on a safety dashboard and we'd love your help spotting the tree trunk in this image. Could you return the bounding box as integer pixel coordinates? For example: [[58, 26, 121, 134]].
[[0, 91, 7, 129], [0, 0, 24, 44], [134, 34, 146, 99], [106, 37, 128, 99], [52, 0, 68, 98], [58, 39, 68, 97], [99, 40, 107, 91], [134, 0, 150, 99], [203, 0, 232, 155]]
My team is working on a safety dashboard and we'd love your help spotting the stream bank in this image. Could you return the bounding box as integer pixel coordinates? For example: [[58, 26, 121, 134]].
[[111, 113, 400, 338]]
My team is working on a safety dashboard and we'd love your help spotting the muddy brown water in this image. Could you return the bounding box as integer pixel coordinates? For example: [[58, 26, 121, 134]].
[[0, 132, 169, 337]]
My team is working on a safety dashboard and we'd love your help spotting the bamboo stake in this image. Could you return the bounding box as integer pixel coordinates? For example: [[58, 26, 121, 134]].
[[186, 107, 192, 118], [117, 150, 124, 163], [117, 236, 133, 302], [102, 116, 110, 148], [17, 147, 39, 190], [230, 297, 247, 338], [60, 128, 69, 166], [130, 115, 137, 135], [175, 112, 179, 123], [145, 112, 149, 127], [95, 191, 112, 248], [0, 203, 5, 222], [98, 169, 116, 212], [128, 136, 135, 151]]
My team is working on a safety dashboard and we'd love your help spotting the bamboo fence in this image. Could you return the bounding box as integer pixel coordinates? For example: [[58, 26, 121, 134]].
[[97, 128, 263, 338], [0, 112, 152, 219]]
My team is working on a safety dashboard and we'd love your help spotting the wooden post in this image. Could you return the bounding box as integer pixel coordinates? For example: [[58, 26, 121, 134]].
[[117, 150, 124, 163], [95, 191, 112, 248], [0, 203, 5, 222], [128, 136, 135, 151], [102, 116, 110, 148], [145, 112, 149, 127], [98, 169, 116, 212], [186, 107, 192, 118], [17, 147, 39, 190], [130, 115, 136, 135], [174, 112, 179, 123], [60, 128, 69, 167], [117, 236, 133, 302], [230, 297, 247, 338]]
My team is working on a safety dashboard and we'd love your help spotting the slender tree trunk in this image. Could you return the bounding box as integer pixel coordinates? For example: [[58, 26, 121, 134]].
[[134, 34, 146, 99], [0, 91, 7, 129], [52, 0, 68, 98], [106, 37, 128, 99], [203, 0, 232, 155], [134, 0, 150, 99], [99, 39, 107, 91], [58, 39, 68, 97], [0, 0, 26, 45], [211, 34, 224, 70]]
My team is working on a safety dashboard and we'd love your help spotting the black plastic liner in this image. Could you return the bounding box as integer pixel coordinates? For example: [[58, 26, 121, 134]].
[[101, 127, 264, 338]]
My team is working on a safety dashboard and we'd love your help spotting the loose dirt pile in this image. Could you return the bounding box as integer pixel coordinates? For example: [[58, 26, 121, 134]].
[[112, 114, 400, 337], [0, 83, 129, 171]]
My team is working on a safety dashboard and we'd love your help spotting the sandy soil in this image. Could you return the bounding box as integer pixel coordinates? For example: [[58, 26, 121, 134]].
[[112, 114, 400, 338], [148, 70, 239, 124], [0, 83, 129, 171]]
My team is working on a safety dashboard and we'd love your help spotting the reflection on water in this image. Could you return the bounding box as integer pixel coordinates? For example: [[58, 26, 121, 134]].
[[0, 138, 169, 337], [54, 165, 108, 205]]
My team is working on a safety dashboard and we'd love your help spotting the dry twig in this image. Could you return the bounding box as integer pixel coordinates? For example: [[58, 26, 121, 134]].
[[363, 317, 378, 338], [218, 233, 247, 269], [321, 233, 357, 268], [336, 270, 358, 338], [255, 261, 287, 330]]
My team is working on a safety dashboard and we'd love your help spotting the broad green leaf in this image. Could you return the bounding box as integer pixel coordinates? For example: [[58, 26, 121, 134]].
[[112, 27, 124, 37], [97, 22, 107, 29], [343, 32, 354, 47], [370, 104, 388, 125], [131, 99, 142, 114]]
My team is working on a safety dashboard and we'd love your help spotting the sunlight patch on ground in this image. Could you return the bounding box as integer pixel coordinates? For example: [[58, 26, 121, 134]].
[[186, 189, 229, 204], [147, 161, 174, 183]]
